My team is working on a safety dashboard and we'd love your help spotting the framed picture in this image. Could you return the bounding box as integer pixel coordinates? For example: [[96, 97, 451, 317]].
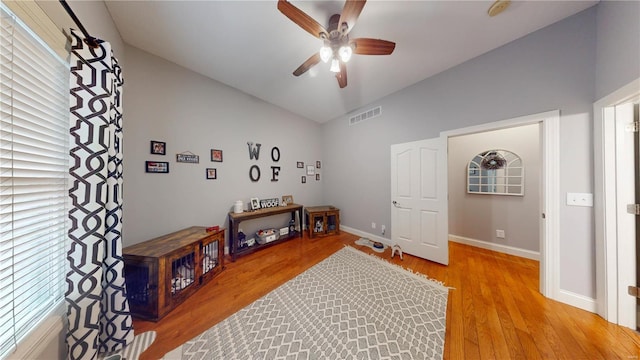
[[297, 161, 304, 168], [316, 173, 320, 181], [301, 176, 306, 184], [306, 165, 315, 176], [281, 195, 293, 206], [316, 161, 321, 169], [211, 149, 223, 162], [145, 161, 169, 173], [250, 197, 260, 210], [150, 140, 166, 155], [206, 168, 217, 179]]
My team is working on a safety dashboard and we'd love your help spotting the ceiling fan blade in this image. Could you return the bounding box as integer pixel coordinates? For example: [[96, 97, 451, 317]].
[[351, 38, 396, 55], [338, 0, 366, 35], [336, 62, 347, 88], [293, 53, 321, 76], [278, 0, 329, 39]]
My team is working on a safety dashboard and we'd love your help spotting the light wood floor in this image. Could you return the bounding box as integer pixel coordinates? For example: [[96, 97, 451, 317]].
[[133, 232, 640, 359]]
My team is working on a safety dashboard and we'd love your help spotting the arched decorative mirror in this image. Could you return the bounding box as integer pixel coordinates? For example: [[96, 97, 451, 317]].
[[467, 149, 524, 195]]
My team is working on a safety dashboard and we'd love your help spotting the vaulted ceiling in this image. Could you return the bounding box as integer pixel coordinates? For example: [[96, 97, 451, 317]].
[[105, 1, 597, 123]]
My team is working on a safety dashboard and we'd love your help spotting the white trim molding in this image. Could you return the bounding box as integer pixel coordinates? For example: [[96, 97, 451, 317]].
[[449, 235, 540, 261], [593, 77, 640, 325]]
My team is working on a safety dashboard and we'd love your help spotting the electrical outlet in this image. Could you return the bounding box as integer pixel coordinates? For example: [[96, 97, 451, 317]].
[[371, 222, 376, 229], [496, 229, 505, 238], [381, 225, 386, 235]]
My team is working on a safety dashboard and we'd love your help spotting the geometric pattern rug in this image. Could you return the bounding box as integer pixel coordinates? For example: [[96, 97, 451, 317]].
[[164, 246, 449, 360]]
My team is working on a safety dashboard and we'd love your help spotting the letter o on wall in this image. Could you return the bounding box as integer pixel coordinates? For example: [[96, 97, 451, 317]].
[[249, 165, 261, 182], [271, 147, 280, 162]]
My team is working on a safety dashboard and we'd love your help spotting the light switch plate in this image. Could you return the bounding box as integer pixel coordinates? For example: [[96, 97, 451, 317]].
[[566, 192, 593, 207]]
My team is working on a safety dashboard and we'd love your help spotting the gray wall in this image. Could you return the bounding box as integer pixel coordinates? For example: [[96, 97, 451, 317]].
[[322, 7, 598, 298], [36, 0, 125, 63], [122, 45, 324, 246], [448, 124, 540, 252], [595, 0, 640, 100]]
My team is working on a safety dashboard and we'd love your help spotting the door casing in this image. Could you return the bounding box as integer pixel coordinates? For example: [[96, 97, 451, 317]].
[[594, 77, 640, 327]]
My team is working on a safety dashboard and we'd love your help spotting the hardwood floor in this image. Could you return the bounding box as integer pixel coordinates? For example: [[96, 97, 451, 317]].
[[133, 232, 640, 359]]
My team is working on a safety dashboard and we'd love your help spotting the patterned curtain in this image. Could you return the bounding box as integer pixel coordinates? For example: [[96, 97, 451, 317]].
[[65, 30, 134, 359]]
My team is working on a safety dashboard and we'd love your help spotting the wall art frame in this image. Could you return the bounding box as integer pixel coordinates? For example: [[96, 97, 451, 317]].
[[250, 197, 261, 210], [150, 140, 166, 155], [211, 149, 223, 162], [281, 195, 293, 205], [145, 161, 169, 173], [306, 165, 315, 176], [206, 168, 217, 179]]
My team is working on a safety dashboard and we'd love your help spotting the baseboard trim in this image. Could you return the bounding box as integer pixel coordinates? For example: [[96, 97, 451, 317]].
[[449, 235, 540, 261], [557, 289, 597, 313], [341, 226, 391, 247]]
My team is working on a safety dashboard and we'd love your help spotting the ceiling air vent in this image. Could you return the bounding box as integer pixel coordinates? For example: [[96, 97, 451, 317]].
[[349, 106, 382, 126]]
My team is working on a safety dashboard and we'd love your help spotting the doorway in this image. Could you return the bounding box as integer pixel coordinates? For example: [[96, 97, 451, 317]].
[[447, 124, 541, 261], [442, 110, 560, 299]]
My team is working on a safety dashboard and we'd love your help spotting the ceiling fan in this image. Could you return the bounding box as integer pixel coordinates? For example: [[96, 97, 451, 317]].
[[278, 0, 395, 88]]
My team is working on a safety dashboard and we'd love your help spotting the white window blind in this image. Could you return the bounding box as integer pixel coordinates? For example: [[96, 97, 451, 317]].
[[0, 3, 69, 359]]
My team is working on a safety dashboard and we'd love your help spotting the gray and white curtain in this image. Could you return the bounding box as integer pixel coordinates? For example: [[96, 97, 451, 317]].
[[65, 30, 134, 360]]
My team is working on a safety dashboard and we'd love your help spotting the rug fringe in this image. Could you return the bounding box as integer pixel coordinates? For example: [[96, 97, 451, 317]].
[[342, 245, 454, 290]]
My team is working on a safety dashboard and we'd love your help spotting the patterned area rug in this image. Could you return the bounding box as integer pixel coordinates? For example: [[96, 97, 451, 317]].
[[164, 246, 449, 360]]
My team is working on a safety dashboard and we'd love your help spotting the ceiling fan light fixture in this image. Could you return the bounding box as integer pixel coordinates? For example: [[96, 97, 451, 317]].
[[338, 45, 352, 62], [330, 58, 341, 73], [319, 45, 332, 63]]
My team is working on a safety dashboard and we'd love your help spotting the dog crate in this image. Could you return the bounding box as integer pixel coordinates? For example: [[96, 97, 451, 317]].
[[123, 226, 225, 321]]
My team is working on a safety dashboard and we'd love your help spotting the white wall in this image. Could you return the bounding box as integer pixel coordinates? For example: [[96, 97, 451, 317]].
[[448, 124, 540, 252], [122, 45, 324, 246], [322, 7, 597, 299]]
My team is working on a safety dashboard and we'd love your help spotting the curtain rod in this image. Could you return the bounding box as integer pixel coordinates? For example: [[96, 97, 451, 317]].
[[58, 0, 99, 48]]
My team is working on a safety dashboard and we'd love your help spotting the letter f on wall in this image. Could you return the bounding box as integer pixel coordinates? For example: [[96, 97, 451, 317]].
[[247, 142, 261, 160]]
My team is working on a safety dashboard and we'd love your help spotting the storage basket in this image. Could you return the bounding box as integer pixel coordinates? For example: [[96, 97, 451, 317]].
[[256, 228, 279, 244]]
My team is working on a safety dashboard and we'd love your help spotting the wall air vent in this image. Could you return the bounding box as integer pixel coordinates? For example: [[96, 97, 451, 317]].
[[349, 106, 382, 126]]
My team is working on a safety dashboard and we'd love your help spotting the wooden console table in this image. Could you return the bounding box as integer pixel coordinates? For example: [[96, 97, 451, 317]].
[[228, 203, 303, 261]]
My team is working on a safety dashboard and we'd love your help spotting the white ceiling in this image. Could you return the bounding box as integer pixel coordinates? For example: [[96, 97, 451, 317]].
[[105, 1, 597, 123]]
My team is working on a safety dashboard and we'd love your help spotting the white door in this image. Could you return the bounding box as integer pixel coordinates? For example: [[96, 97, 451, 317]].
[[391, 137, 448, 265]]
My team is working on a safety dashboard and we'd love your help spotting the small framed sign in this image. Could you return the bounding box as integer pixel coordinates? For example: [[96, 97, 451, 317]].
[[145, 161, 169, 173], [176, 152, 199, 163]]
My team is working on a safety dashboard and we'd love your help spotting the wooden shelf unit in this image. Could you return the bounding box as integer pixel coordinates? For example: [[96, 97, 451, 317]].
[[305, 206, 340, 238], [122, 226, 225, 321], [228, 203, 303, 262]]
